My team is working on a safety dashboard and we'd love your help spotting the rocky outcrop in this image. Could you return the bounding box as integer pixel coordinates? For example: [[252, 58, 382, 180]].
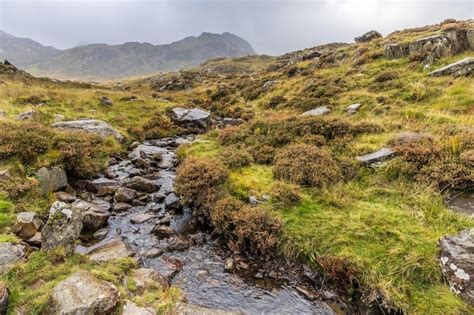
[[429, 57, 474, 77], [355, 30, 382, 43], [169, 107, 211, 132], [72, 200, 110, 232], [52, 119, 124, 142], [0, 242, 26, 274], [439, 229, 473, 305], [41, 201, 82, 255], [49, 270, 120, 314], [302, 106, 331, 116], [37, 166, 68, 193], [13, 212, 43, 240], [384, 43, 409, 59]]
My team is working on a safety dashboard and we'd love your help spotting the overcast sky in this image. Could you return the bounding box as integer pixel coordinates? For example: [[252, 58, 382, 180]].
[[0, 0, 473, 55]]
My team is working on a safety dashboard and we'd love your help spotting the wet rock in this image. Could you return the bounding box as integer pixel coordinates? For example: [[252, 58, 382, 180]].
[[144, 248, 164, 258], [126, 176, 159, 193], [149, 256, 183, 281], [41, 201, 83, 255], [355, 30, 382, 43], [54, 191, 77, 203], [384, 43, 409, 59], [113, 202, 132, 212], [0, 281, 8, 314], [52, 119, 124, 142], [93, 228, 108, 240], [439, 229, 474, 305], [92, 199, 111, 212], [302, 106, 331, 116], [429, 57, 474, 77], [72, 200, 110, 232], [114, 187, 137, 202], [0, 242, 26, 274], [130, 213, 155, 224], [15, 110, 35, 121], [356, 148, 395, 166], [13, 211, 43, 240], [132, 268, 169, 294], [175, 303, 238, 315], [27, 232, 42, 246], [122, 300, 154, 315], [164, 192, 180, 209], [87, 178, 120, 193], [169, 107, 211, 132], [88, 238, 134, 262], [0, 170, 11, 182], [99, 96, 112, 106], [37, 166, 68, 193], [153, 226, 176, 239], [346, 103, 361, 114], [166, 236, 192, 251], [49, 270, 120, 314]]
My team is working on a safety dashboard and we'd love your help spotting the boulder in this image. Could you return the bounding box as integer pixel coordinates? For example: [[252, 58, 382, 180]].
[[354, 30, 382, 43], [164, 193, 180, 209], [302, 106, 331, 116], [346, 103, 361, 114], [122, 301, 154, 315], [72, 200, 110, 232], [54, 191, 77, 203], [0, 242, 26, 274], [0, 170, 10, 182], [429, 57, 474, 77], [37, 166, 68, 193], [49, 270, 120, 314], [169, 107, 211, 132], [27, 232, 42, 247], [13, 212, 43, 240], [356, 148, 396, 166], [99, 96, 112, 106], [439, 229, 474, 305], [384, 43, 409, 59], [41, 201, 83, 255], [131, 268, 169, 294], [130, 213, 155, 224], [0, 281, 7, 315], [88, 238, 133, 262], [15, 110, 36, 121], [153, 226, 176, 239], [87, 178, 121, 194], [114, 187, 136, 202], [126, 176, 159, 193], [113, 202, 132, 212], [149, 256, 183, 281], [52, 119, 124, 142]]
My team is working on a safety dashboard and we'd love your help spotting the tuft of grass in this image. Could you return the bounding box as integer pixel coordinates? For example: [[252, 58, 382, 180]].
[[227, 165, 274, 200]]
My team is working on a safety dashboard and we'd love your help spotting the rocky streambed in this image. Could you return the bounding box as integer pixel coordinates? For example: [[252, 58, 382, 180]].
[[71, 135, 336, 314]]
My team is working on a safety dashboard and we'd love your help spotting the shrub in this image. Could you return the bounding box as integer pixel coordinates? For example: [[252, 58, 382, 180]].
[[249, 145, 276, 164], [286, 66, 299, 77], [373, 71, 399, 83], [392, 135, 442, 167], [266, 95, 287, 109], [140, 113, 181, 140], [219, 146, 253, 168], [210, 197, 242, 234], [270, 181, 301, 205], [273, 144, 341, 186]]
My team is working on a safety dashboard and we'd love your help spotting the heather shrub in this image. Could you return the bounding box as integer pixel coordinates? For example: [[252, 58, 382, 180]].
[[219, 146, 253, 168], [249, 145, 275, 164], [210, 197, 242, 234], [139, 113, 181, 140], [273, 144, 341, 186], [266, 95, 287, 109], [270, 181, 301, 205]]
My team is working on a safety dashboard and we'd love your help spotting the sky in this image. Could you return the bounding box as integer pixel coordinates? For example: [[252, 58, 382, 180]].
[[0, 0, 473, 55]]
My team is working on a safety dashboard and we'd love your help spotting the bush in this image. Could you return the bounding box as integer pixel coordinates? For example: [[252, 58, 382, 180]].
[[210, 197, 242, 234], [139, 113, 181, 140], [266, 95, 287, 109], [219, 146, 253, 168], [373, 71, 399, 83], [270, 181, 301, 205], [273, 144, 341, 186], [249, 145, 276, 164]]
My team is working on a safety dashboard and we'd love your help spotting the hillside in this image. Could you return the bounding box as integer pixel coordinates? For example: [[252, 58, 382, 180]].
[[0, 19, 473, 314]]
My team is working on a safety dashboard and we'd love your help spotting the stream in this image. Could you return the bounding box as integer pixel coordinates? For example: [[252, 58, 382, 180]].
[[76, 136, 335, 314]]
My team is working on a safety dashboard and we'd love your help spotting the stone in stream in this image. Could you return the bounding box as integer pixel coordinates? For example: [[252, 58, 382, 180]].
[[87, 238, 134, 262], [52, 119, 124, 142], [54, 191, 77, 203], [153, 226, 176, 239], [37, 166, 68, 193], [169, 107, 211, 132], [429, 57, 474, 77], [114, 187, 137, 202], [302, 106, 331, 116], [166, 236, 192, 251], [72, 200, 111, 232], [113, 202, 132, 212], [356, 148, 396, 165], [93, 228, 109, 240], [175, 303, 239, 315], [148, 256, 183, 282], [346, 103, 361, 114], [92, 199, 111, 212], [0, 242, 26, 274], [130, 213, 155, 224], [126, 176, 160, 193], [439, 229, 474, 305], [87, 177, 120, 193], [164, 192, 180, 209], [41, 201, 83, 255], [122, 300, 155, 315], [0, 281, 8, 314], [49, 270, 120, 314], [13, 211, 43, 240], [132, 268, 169, 294]]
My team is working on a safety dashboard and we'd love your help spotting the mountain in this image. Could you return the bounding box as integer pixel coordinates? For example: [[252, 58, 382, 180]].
[[0, 30, 256, 80], [0, 30, 61, 67]]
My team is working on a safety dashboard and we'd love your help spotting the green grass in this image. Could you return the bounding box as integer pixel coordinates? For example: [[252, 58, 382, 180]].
[[227, 165, 274, 200], [177, 139, 221, 160]]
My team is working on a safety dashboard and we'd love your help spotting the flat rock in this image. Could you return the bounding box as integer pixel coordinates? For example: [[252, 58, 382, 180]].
[[13, 211, 43, 240], [130, 212, 155, 224], [37, 166, 68, 193], [88, 238, 133, 262], [114, 187, 136, 202], [147, 256, 183, 282], [0, 242, 26, 274], [72, 200, 110, 232], [113, 202, 132, 212], [446, 191, 474, 216], [429, 57, 474, 77], [87, 178, 121, 194], [356, 148, 396, 165], [439, 229, 474, 305], [164, 192, 180, 209], [132, 267, 169, 294], [126, 176, 159, 193], [15, 110, 35, 121], [122, 300, 154, 315], [302, 106, 331, 116], [169, 107, 211, 132], [49, 270, 120, 314], [52, 119, 124, 142]]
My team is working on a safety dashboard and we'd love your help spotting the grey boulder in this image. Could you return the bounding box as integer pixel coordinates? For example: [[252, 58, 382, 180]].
[[0, 242, 26, 274], [169, 107, 211, 132], [13, 211, 43, 240], [354, 30, 382, 43], [52, 119, 124, 142], [37, 166, 68, 193], [126, 176, 159, 193], [72, 200, 111, 232], [302, 106, 331, 116]]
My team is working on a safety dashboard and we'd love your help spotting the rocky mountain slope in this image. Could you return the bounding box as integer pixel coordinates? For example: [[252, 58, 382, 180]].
[[0, 19, 473, 314], [0, 31, 256, 80]]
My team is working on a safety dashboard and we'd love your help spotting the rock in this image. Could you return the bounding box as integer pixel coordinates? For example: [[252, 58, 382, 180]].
[[0, 281, 8, 314], [149, 256, 183, 281], [144, 248, 164, 258], [429, 57, 474, 77], [263, 80, 279, 91], [93, 228, 109, 240], [87, 178, 120, 194], [166, 236, 192, 251], [0, 170, 11, 182], [446, 191, 474, 216], [41, 201, 82, 255], [439, 229, 474, 305], [113, 202, 132, 212], [130, 213, 154, 224], [88, 238, 134, 262], [175, 303, 238, 315], [355, 30, 382, 43], [132, 268, 169, 294], [27, 232, 42, 246], [99, 96, 112, 106], [52, 119, 124, 142], [248, 195, 263, 206], [152, 226, 176, 239], [126, 176, 159, 193], [122, 300, 154, 315], [164, 193, 180, 209], [356, 148, 396, 166], [13, 212, 43, 240], [0, 242, 26, 274], [384, 43, 409, 59], [15, 110, 36, 121], [37, 166, 68, 193], [92, 199, 111, 212], [224, 258, 234, 272], [346, 103, 361, 114], [54, 191, 77, 203], [169, 107, 211, 132], [72, 200, 110, 232], [302, 106, 331, 116], [114, 187, 136, 202], [49, 270, 120, 314], [53, 114, 65, 122]]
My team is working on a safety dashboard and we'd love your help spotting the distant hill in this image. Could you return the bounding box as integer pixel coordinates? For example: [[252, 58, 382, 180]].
[[0, 31, 256, 80]]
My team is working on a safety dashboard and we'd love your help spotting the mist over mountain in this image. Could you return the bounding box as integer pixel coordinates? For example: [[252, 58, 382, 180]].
[[0, 31, 256, 80]]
